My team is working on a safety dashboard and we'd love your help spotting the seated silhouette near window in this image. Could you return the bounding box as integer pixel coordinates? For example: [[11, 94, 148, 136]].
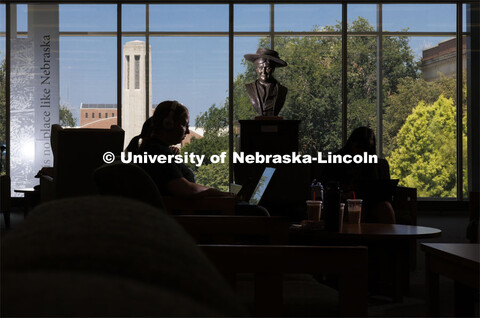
[[126, 101, 229, 198], [127, 100, 268, 216], [321, 127, 396, 224]]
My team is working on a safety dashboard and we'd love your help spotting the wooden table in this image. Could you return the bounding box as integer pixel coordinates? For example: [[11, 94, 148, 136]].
[[421, 243, 479, 317], [291, 223, 442, 301]]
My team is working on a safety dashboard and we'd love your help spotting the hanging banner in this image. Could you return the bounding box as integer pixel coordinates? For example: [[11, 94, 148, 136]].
[[10, 4, 59, 195]]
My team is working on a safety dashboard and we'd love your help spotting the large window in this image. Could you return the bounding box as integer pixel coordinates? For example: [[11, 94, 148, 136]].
[[3, 2, 478, 200], [0, 4, 5, 174]]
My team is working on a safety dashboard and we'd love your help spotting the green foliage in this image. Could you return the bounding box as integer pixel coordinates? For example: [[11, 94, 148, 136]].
[[232, 18, 418, 154], [195, 156, 229, 192], [181, 135, 228, 172], [60, 105, 76, 127], [189, 17, 420, 189], [388, 95, 466, 197], [383, 75, 457, 156]]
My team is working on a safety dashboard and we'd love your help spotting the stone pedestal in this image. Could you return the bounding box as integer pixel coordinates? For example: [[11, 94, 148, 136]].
[[235, 119, 300, 155], [234, 120, 308, 219]]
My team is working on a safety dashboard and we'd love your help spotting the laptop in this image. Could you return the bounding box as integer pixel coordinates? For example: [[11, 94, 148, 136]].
[[231, 167, 276, 206]]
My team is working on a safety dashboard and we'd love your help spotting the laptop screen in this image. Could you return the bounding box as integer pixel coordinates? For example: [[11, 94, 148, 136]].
[[248, 167, 276, 205]]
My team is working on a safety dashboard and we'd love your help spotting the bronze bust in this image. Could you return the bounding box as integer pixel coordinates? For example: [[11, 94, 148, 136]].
[[244, 48, 288, 117]]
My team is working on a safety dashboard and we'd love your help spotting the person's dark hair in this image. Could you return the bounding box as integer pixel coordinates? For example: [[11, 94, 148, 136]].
[[341, 126, 376, 155], [151, 100, 189, 134], [125, 117, 154, 153]]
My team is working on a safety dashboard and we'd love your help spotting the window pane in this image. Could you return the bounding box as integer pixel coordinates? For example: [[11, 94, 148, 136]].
[[122, 4, 145, 32], [347, 35, 377, 138], [275, 4, 342, 32], [62, 37, 117, 129], [149, 5, 228, 32], [10, 4, 60, 193], [121, 36, 147, 143], [16, 4, 28, 33], [150, 36, 229, 191], [463, 34, 470, 198], [234, 4, 270, 32], [383, 4, 456, 32], [60, 5, 116, 32], [384, 36, 458, 198], [0, 4, 5, 174], [233, 36, 265, 124], [275, 35, 342, 154], [0, 4, 5, 33], [348, 4, 377, 31]]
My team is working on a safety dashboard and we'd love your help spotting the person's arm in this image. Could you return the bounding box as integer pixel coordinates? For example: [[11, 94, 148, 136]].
[[167, 178, 234, 198]]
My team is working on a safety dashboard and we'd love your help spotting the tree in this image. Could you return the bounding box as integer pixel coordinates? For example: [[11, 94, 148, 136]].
[[383, 75, 458, 156], [60, 105, 76, 127], [195, 156, 229, 192], [233, 17, 418, 154], [388, 95, 467, 197], [181, 103, 229, 172], [189, 17, 420, 189]]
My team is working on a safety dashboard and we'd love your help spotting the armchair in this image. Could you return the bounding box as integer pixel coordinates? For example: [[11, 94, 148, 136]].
[[93, 162, 236, 215], [40, 124, 124, 201]]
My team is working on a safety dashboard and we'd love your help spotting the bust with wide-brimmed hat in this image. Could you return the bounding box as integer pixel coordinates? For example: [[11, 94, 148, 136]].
[[244, 48, 288, 118]]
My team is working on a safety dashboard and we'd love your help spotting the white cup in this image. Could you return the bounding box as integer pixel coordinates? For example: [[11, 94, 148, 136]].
[[346, 199, 363, 224]]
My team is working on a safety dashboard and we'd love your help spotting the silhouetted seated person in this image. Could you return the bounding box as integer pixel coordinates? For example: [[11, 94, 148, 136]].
[[128, 100, 268, 216], [321, 127, 396, 224]]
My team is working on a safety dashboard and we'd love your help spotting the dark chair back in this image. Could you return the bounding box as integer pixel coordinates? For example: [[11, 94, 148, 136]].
[[0, 175, 11, 228], [42, 124, 125, 200], [94, 162, 165, 210]]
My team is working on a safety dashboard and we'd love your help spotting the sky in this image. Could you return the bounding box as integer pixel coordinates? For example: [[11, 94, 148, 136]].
[[0, 3, 466, 124]]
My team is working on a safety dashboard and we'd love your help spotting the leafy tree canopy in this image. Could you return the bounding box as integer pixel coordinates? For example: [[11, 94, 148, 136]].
[[388, 95, 467, 197], [187, 17, 421, 189]]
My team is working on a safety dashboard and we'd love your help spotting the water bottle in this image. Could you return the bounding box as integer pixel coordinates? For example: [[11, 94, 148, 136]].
[[324, 181, 342, 231], [310, 179, 323, 202]]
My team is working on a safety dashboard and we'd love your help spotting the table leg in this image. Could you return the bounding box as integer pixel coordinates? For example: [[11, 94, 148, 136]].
[[392, 241, 410, 302], [454, 281, 475, 317], [425, 257, 440, 317]]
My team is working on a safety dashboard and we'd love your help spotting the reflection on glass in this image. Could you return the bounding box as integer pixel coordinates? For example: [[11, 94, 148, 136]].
[[384, 36, 460, 198], [149, 5, 228, 32], [275, 4, 341, 32], [383, 4, 456, 32], [234, 4, 270, 32], [249, 167, 275, 205], [60, 5, 116, 32]]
